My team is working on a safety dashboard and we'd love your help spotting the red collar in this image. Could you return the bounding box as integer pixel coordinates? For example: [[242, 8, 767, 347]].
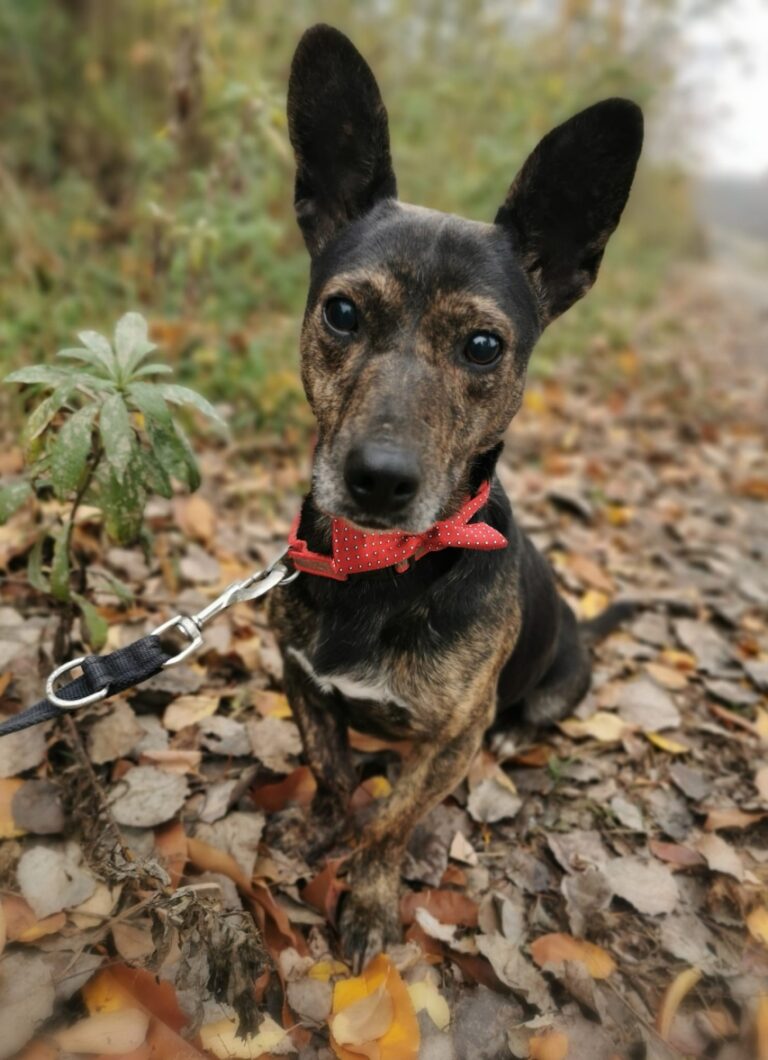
[[287, 480, 507, 581]]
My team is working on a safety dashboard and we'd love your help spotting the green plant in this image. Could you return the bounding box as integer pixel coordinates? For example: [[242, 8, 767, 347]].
[[1, 311, 225, 652]]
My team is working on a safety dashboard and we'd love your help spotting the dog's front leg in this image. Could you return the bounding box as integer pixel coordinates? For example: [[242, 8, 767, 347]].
[[339, 713, 487, 971], [268, 656, 357, 858]]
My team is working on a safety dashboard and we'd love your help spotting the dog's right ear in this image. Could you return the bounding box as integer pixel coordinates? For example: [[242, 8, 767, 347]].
[[287, 24, 397, 256]]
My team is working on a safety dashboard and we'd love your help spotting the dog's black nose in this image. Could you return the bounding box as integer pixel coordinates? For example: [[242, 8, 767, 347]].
[[344, 443, 421, 514]]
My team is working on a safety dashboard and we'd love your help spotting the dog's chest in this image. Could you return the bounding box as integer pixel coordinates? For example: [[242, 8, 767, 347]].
[[287, 645, 409, 711]]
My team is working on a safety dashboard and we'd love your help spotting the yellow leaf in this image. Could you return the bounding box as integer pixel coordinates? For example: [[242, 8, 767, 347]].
[[604, 503, 633, 527], [645, 732, 689, 755], [530, 933, 616, 979], [200, 1013, 289, 1059], [53, 1009, 149, 1055], [0, 778, 25, 839], [407, 980, 450, 1031], [656, 967, 702, 1041], [523, 388, 548, 414], [330, 954, 419, 1060], [529, 1029, 569, 1060], [560, 712, 628, 743], [747, 907, 768, 947], [579, 589, 609, 620], [310, 959, 349, 981], [332, 982, 393, 1048], [365, 776, 392, 799], [163, 694, 219, 732]]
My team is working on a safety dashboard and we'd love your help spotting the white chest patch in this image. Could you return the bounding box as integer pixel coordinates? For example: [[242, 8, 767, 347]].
[[287, 647, 411, 711]]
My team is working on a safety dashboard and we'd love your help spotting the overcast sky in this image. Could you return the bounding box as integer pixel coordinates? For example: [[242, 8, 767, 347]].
[[684, 0, 768, 177]]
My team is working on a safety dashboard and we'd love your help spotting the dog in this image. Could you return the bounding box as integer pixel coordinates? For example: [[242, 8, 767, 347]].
[[268, 23, 643, 970]]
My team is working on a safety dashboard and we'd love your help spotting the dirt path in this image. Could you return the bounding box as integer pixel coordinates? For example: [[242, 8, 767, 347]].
[[0, 261, 766, 1059]]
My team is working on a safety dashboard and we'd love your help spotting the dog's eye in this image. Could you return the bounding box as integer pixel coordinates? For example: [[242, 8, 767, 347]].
[[324, 297, 358, 334], [465, 331, 502, 366]]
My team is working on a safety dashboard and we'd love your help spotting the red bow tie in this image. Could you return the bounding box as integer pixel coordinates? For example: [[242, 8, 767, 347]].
[[287, 480, 507, 581]]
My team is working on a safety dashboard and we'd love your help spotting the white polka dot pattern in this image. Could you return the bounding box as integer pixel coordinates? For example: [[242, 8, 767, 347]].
[[287, 480, 507, 581]]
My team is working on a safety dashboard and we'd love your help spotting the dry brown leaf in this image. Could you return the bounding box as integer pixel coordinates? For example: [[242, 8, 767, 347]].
[[140, 748, 202, 774], [163, 694, 219, 732], [173, 494, 217, 546], [756, 766, 768, 802], [0, 777, 25, 838], [704, 807, 768, 831], [695, 833, 745, 881], [645, 662, 689, 691], [656, 967, 702, 1041], [53, 1009, 149, 1055], [530, 932, 616, 979]]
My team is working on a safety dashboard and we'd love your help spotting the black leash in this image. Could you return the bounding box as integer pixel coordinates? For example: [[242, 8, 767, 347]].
[[0, 551, 298, 739]]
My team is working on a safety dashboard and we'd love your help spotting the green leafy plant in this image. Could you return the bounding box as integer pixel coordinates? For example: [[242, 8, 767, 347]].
[[1, 311, 225, 651]]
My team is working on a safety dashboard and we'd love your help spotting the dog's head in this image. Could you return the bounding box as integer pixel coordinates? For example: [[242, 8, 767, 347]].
[[288, 24, 643, 532]]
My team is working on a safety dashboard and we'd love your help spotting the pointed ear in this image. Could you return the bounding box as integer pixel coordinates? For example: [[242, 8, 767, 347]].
[[287, 24, 397, 256], [495, 99, 643, 324]]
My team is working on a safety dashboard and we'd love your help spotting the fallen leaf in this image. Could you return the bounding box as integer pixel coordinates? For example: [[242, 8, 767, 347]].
[[331, 981, 394, 1049], [695, 833, 745, 881], [529, 933, 616, 979], [108, 765, 189, 827], [53, 1009, 149, 1055], [330, 954, 419, 1060], [467, 776, 522, 823], [475, 934, 552, 1010], [407, 979, 450, 1031], [704, 807, 768, 831], [645, 662, 689, 691], [173, 494, 217, 546], [87, 700, 143, 763], [0, 952, 56, 1059], [163, 694, 219, 732], [17, 841, 97, 917], [747, 907, 768, 948], [560, 712, 629, 743], [401, 889, 478, 928], [758, 994, 768, 1060], [656, 967, 702, 1041], [645, 732, 690, 755], [247, 715, 302, 773], [200, 1013, 294, 1059], [756, 766, 768, 802], [0, 777, 25, 838], [601, 856, 678, 915], [10, 779, 65, 835], [529, 1029, 569, 1060], [616, 677, 681, 732]]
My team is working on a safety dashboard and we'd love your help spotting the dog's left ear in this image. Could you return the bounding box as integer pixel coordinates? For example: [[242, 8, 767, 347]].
[[287, 24, 397, 256], [495, 99, 643, 324]]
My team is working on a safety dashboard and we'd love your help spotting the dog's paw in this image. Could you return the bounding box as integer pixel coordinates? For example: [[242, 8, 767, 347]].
[[338, 889, 401, 973]]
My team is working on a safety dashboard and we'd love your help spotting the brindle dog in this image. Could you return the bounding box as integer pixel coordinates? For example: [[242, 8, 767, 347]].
[[269, 24, 643, 969]]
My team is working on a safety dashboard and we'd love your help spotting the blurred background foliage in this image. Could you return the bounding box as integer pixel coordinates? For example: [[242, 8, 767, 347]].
[[0, 0, 711, 436]]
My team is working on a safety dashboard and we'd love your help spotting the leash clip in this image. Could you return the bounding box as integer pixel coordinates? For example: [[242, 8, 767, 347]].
[[153, 547, 299, 669]]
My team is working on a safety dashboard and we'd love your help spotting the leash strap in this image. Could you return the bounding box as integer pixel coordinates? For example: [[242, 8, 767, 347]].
[[0, 635, 170, 737], [0, 550, 299, 739]]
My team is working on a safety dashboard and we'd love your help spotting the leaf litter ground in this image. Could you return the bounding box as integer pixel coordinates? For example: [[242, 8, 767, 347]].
[[0, 264, 767, 1059]]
